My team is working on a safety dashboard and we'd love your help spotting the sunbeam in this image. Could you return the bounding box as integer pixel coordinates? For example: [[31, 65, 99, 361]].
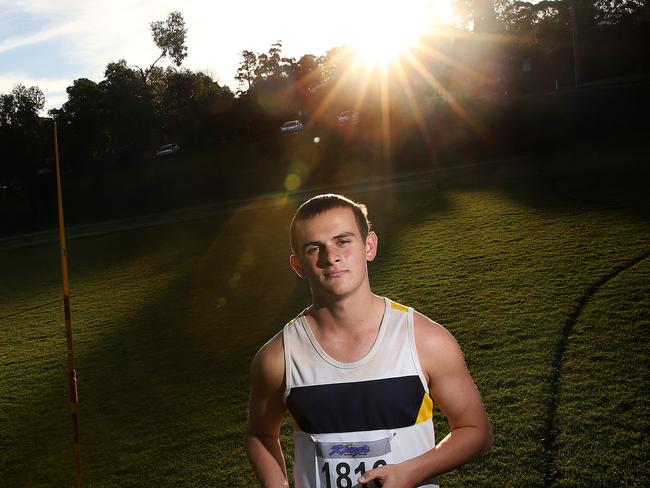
[[403, 50, 485, 139]]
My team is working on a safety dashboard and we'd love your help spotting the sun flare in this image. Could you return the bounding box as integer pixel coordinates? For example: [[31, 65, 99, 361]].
[[345, 0, 452, 67]]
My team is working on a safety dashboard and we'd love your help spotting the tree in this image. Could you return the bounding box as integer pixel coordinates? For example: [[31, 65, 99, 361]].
[[0, 84, 44, 127], [317, 46, 353, 85], [0, 84, 53, 224], [138, 11, 188, 81], [258, 41, 281, 79], [294, 54, 322, 96], [58, 78, 108, 168], [235, 50, 259, 92], [590, 0, 650, 77], [473, 0, 501, 32], [450, 0, 476, 30], [451, 1, 539, 32], [235, 42, 297, 95], [151, 68, 234, 145], [254, 41, 294, 80], [594, 0, 646, 22], [0, 84, 46, 180], [102, 60, 155, 152]]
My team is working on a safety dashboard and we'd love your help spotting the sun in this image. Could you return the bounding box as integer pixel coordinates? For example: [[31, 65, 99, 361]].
[[345, 1, 452, 67]]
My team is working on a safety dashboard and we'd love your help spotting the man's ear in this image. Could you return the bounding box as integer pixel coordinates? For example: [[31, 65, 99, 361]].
[[290, 254, 308, 279], [366, 231, 378, 262]]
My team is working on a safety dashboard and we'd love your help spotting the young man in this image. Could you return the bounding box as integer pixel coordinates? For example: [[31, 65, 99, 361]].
[[246, 194, 493, 488]]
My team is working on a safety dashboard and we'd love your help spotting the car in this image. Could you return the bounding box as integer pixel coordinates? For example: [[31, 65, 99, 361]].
[[0, 179, 21, 191], [337, 110, 359, 126], [280, 120, 303, 134], [156, 143, 181, 157]]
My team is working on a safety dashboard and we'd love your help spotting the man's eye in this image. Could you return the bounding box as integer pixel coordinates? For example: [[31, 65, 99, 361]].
[[337, 239, 351, 246], [307, 246, 319, 254]]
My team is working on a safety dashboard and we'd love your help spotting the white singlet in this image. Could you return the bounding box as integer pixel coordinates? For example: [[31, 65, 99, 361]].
[[283, 297, 439, 488]]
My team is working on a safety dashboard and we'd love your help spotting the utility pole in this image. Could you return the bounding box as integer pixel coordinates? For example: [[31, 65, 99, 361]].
[[569, 0, 580, 86]]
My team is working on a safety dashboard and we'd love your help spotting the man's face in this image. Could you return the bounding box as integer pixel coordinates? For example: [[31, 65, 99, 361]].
[[290, 206, 377, 300]]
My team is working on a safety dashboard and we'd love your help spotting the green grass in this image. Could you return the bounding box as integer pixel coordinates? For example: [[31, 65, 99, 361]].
[[1, 149, 649, 487], [554, 259, 650, 487]]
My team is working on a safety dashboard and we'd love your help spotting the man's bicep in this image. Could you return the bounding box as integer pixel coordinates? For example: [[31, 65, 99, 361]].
[[247, 338, 287, 437], [430, 352, 486, 430], [415, 315, 487, 429], [247, 383, 286, 438]]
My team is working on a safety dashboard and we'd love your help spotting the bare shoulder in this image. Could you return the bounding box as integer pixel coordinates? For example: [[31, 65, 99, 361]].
[[250, 330, 285, 393], [412, 311, 466, 383], [413, 311, 463, 356]]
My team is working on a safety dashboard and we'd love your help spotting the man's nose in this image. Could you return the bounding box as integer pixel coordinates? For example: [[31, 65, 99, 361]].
[[319, 245, 341, 265]]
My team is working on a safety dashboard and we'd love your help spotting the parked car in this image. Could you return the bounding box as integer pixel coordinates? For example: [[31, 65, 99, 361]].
[[337, 110, 359, 126], [280, 120, 303, 134], [0, 179, 21, 192], [156, 143, 181, 157]]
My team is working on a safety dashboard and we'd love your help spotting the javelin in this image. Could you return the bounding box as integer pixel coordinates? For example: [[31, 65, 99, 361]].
[[53, 120, 84, 488]]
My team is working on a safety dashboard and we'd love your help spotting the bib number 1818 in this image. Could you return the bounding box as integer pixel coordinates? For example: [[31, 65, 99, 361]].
[[321, 459, 387, 488]]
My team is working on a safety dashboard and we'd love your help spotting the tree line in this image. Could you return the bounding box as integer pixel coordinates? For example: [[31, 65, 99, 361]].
[[1, 1, 648, 194]]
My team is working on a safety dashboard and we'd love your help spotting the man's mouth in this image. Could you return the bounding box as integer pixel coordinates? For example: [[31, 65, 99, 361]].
[[324, 270, 347, 278]]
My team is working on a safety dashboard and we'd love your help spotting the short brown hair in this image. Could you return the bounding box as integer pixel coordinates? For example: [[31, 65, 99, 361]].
[[290, 194, 371, 254]]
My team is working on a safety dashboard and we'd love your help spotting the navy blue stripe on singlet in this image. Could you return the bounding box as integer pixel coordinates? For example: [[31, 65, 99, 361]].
[[286, 375, 425, 434]]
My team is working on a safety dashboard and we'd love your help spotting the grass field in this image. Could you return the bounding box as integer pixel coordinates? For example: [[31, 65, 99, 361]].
[[1, 144, 649, 487]]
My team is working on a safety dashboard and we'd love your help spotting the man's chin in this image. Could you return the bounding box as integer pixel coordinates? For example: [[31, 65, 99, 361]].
[[312, 283, 356, 302]]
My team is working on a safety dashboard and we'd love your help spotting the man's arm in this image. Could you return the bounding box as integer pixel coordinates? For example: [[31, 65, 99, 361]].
[[359, 312, 494, 487], [245, 332, 290, 488]]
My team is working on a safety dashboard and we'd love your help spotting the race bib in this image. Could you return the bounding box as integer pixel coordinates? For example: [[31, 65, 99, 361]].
[[313, 435, 394, 488]]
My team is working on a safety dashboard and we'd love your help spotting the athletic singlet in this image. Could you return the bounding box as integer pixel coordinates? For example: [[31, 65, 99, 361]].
[[283, 297, 439, 488]]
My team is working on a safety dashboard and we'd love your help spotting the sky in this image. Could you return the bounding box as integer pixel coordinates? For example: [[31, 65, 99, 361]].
[[0, 0, 454, 113]]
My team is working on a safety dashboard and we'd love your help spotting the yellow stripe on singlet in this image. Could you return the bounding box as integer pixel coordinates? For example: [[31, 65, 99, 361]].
[[416, 393, 434, 423], [391, 301, 409, 313]]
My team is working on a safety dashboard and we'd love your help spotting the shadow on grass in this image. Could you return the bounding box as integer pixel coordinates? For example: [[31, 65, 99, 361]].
[[69, 198, 317, 486], [425, 138, 647, 220], [2, 196, 317, 487], [1, 180, 458, 486], [543, 250, 650, 487]]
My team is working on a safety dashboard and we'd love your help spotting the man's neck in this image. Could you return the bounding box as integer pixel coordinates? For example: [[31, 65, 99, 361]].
[[305, 290, 386, 363], [307, 288, 383, 332]]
